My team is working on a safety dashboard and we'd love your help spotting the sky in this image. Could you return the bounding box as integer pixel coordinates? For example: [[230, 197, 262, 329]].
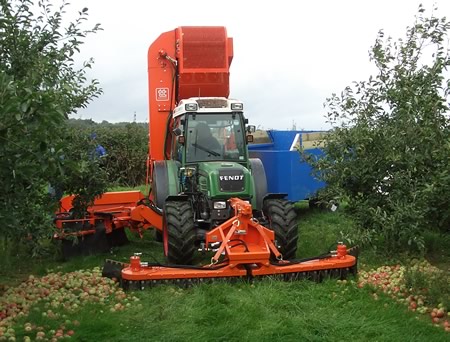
[[67, 0, 450, 130]]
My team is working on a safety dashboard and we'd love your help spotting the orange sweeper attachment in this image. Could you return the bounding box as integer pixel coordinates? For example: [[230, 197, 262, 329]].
[[102, 198, 358, 289], [54, 26, 358, 289]]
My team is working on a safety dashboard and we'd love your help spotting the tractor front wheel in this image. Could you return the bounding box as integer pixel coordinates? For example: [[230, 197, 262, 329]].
[[163, 201, 196, 265], [263, 199, 298, 260]]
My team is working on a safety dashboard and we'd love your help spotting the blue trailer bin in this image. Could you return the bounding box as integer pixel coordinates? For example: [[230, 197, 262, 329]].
[[248, 130, 326, 202]]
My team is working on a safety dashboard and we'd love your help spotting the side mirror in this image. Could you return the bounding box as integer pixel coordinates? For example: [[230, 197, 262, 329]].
[[246, 135, 254, 143], [246, 125, 256, 133], [173, 127, 182, 136]]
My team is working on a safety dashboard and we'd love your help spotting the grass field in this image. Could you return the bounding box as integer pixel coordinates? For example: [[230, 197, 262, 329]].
[[1, 203, 449, 341]]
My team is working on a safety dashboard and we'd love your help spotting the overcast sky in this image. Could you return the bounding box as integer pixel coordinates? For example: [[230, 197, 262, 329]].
[[69, 0, 449, 130]]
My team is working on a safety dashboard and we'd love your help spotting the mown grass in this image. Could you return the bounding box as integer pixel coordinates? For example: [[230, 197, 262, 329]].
[[2, 203, 450, 341], [55, 282, 450, 342], [11, 279, 449, 342]]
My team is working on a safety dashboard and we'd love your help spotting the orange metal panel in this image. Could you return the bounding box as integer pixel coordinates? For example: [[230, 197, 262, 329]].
[[130, 204, 163, 231], [147, 26, 233, 164], [120, 254, 356, 281], [147, 29, 177, 162], [59, 191, 145, 212], [176, 26, 232, 100], [122, 263, 248, 281]]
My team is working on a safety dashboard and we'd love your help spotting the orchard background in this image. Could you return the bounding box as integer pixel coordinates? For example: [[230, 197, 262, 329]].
[[0, 1, 449, 341]]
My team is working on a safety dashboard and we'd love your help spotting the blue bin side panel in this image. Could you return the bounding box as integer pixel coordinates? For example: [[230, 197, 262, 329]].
[[249, 149, 325, 202], [247, 142, 274, 151], [289, 148, 326, 201], [248, 151, 279, 194]]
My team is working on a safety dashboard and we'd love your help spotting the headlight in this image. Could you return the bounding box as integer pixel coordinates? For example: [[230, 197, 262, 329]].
[[213, 201, 227, 209], [231, 103, 243, 110], [185, 103, 198, 111], [182, 167, 195, 177]]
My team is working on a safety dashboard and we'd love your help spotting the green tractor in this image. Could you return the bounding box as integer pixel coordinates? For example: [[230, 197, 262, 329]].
[[152, 97, 299, 264]]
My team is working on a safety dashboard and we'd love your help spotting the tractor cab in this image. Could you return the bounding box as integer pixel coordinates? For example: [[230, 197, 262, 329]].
[[172, 97, 250, 165], [184, 114, 245, 163]]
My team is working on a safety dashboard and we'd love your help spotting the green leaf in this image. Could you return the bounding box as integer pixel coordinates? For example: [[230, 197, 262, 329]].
[[39, 141, 48, 152], [307, 5, 450, 253], [21, 102, 29, 113]]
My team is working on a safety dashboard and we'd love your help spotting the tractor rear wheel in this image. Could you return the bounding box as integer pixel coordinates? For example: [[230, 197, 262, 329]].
[[249, 158, 267, 211], [163, 201, 196, 265], [154, 230, 163, 242], [263, 199, 298, 260]]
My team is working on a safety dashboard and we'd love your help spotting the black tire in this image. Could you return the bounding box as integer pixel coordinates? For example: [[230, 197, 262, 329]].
[[249, 158, 268, 211], [163, 201, 196, 265], [152, 161, 181, 210], [154, 229, 163, 242], [263, 199, 298, 260], [152, 161, 169, 209]]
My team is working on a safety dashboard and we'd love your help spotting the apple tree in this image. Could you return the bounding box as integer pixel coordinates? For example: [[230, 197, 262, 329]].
[[305, 5, 450, 252], [0, 0, 104, 255]]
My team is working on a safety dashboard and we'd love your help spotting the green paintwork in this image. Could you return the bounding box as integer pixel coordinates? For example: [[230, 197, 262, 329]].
[[197, 161, 256, 206]]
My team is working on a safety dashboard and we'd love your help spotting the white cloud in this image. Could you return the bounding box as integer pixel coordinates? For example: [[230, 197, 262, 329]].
[[67, 0, 450, 129]]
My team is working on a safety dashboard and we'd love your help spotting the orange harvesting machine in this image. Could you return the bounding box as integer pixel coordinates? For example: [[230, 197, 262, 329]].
[[54, 27, 358, 288]]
